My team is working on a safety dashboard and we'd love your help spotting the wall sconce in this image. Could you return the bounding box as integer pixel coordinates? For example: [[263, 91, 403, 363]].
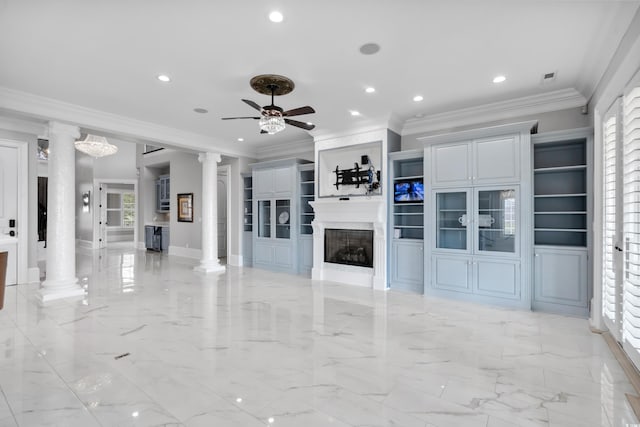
[[82, 191, 90, 213]]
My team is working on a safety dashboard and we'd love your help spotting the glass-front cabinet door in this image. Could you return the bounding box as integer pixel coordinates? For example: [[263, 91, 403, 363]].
[[475, 188, 517, 254], [258, 200, 271, 238], [275, 199, 291, 239], [435, 190, 470, 251]]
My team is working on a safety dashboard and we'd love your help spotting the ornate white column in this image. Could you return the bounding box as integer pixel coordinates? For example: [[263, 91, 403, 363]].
[[38, 122, 85, 302], [195, 152, 225, 273]]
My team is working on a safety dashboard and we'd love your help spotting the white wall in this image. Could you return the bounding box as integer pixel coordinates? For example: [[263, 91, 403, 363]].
[[93, 138, 138, 180], [169, 152, 202, 251]]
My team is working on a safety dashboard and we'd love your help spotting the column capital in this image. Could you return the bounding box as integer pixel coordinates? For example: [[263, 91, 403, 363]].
[[48, 121, 80, 140], [198, 152, 221, 164]]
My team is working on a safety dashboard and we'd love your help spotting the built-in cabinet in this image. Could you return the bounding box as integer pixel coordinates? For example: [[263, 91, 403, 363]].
[[144, 225, 169, 252], [251, 159, 312, 274], [156, 174, 170, 212], [422, 122, 535, 309], [242, 173, 253, 267], [298, 164, 315, 275], [388, 151, 424, 292], [532, 129, 591, 316]]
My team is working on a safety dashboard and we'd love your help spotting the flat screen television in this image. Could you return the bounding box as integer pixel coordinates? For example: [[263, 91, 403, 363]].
[[394, 179, 424, 203]]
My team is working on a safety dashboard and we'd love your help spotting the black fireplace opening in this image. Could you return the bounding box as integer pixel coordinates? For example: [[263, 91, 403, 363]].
[[324, 228, 374, 268]]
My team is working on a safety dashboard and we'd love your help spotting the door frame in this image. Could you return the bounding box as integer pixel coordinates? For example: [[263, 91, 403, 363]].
[[93, 179, 138, 249], [0, 138, 29, 284]]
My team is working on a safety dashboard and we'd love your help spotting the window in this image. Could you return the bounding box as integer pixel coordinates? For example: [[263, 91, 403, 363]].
[[106, 192, 135, 228]]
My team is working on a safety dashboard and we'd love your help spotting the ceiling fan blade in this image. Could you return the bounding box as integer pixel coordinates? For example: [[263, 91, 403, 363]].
[[221, 116, 261, 120], [242, 99, 263, 111], [285, 118, 315, 131], [282, 106, 315, 117]]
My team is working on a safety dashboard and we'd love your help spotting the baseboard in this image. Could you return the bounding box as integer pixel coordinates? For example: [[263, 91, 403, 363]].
[[168, 245, 202, 259], [228, 254, 243, 266], [27, 267, 40, 283], [136, 241, 146, 250]]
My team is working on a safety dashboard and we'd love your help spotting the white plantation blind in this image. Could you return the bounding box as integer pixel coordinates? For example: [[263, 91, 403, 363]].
[[622, 85, 640, 368], [603, 113, 618, 325]]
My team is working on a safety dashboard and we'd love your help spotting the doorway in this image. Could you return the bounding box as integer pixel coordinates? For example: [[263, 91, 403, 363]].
[[95, 180, 138, 249]]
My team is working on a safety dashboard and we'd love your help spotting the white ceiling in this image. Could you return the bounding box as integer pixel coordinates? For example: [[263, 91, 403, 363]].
[[0, 1, 638, 152]]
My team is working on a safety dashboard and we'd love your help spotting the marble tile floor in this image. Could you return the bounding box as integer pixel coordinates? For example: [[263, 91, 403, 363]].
[[0, 246, 638, 427]]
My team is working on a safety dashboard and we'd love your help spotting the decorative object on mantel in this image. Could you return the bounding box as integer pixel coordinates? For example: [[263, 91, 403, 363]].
[[74, 134, 118, 158], [221, 74, 316, 135], [334, 161, 381, 194], [177, 193, 193, 222]]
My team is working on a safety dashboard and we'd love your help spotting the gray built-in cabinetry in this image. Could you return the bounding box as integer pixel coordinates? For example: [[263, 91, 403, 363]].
[[298, 164, 315, 275], [156, 174, 170, 212], [422, 122, 535, 309], [532, 129, 591, 317], [144, 225, 169, 251], [251, 159, 312, 274], [388, 151, 424, 293], [242, 173, 253, 267]]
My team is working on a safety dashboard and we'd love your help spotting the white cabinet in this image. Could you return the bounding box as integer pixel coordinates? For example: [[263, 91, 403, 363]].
[[432, 135, 519, 187], [251, 159, 311, 275], [533, 247, 587, 315], [532, 129, 591, 317], [391, 240, 424, 292]]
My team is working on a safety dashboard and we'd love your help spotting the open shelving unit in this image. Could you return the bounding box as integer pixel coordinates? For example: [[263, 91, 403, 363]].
[[392, 159, 424, 240], [299, 167, 315, 235], [243, 175, 253, 232], [533, 139, 587, 247]]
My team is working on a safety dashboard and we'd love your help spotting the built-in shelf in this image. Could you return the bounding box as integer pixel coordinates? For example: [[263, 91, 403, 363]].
[[299, 167, 315, 235], [391, 156, 424, 241], [243, 176, 253, 232], [533, 139, 587, 247]]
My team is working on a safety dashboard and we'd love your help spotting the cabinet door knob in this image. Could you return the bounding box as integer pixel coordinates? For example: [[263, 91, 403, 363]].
[[535, 253, 539, 257]]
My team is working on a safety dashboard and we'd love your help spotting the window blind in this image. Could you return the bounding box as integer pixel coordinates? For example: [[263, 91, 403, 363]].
[[603, 114, 618, 327], [622, 85, 640, 369]]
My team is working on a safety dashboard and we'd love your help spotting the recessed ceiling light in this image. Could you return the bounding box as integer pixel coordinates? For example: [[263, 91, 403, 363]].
[[237, 138, 244, 142], [157, 74, 171, 83], [413, 95, 423, 102], [193, 108, 208, 114], [365, 87, 376, 93], [493, 75, 506, 83], [306, 122, 313, 126], [350, 110, 361, 116], [269, 11, 283, 22], [359, 43, 381, 55]]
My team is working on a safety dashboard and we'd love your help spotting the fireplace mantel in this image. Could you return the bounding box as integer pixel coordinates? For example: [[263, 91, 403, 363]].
[[310, 197, 387, 290]]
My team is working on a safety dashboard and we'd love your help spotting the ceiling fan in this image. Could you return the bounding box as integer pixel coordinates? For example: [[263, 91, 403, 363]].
[[222, 74, 316, 134]]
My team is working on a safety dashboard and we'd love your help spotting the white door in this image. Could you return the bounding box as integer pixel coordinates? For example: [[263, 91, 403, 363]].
[[217, 177, 227, 257], [0, 144, 18, 285]]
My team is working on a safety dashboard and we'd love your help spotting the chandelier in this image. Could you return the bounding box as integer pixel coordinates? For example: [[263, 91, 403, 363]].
[[74, 134, 118, 158], [259, 110, 286, 135]]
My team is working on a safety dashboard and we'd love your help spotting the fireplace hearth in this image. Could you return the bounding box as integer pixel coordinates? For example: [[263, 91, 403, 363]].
[[324, 229, 374, 268]]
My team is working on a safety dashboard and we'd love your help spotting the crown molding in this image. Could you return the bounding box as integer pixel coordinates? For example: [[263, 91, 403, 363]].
[[0, 87, 253, 158], [401, 88, 587, 136]]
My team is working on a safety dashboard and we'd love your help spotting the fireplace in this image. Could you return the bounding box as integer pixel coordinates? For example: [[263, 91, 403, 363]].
[[324, 229, 373, 268]]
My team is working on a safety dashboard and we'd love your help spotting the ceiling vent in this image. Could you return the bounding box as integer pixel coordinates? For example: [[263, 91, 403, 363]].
[[541, 71, 556, 84]]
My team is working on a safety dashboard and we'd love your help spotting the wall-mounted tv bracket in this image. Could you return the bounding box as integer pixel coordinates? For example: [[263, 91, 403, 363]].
[[334, 162, 381, 193]]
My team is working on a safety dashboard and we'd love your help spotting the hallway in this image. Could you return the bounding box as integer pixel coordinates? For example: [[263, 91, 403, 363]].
[[0, 247, 636, 426]]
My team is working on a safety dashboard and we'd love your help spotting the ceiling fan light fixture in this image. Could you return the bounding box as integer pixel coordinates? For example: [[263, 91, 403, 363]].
[[259, 112, 286, 134], [74, 134, 118, 158]]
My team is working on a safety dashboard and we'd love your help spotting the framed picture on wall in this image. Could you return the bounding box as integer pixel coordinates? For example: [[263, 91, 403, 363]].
[[177, 193, 193, 222]]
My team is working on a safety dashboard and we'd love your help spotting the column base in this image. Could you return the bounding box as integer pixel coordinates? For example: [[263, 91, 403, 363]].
[[37, 278, 85, 303], [194, 260, 225, 274]]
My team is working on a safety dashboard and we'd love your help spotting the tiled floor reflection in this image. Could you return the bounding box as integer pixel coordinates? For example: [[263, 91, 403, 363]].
[[0, 246, 638, 426]]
